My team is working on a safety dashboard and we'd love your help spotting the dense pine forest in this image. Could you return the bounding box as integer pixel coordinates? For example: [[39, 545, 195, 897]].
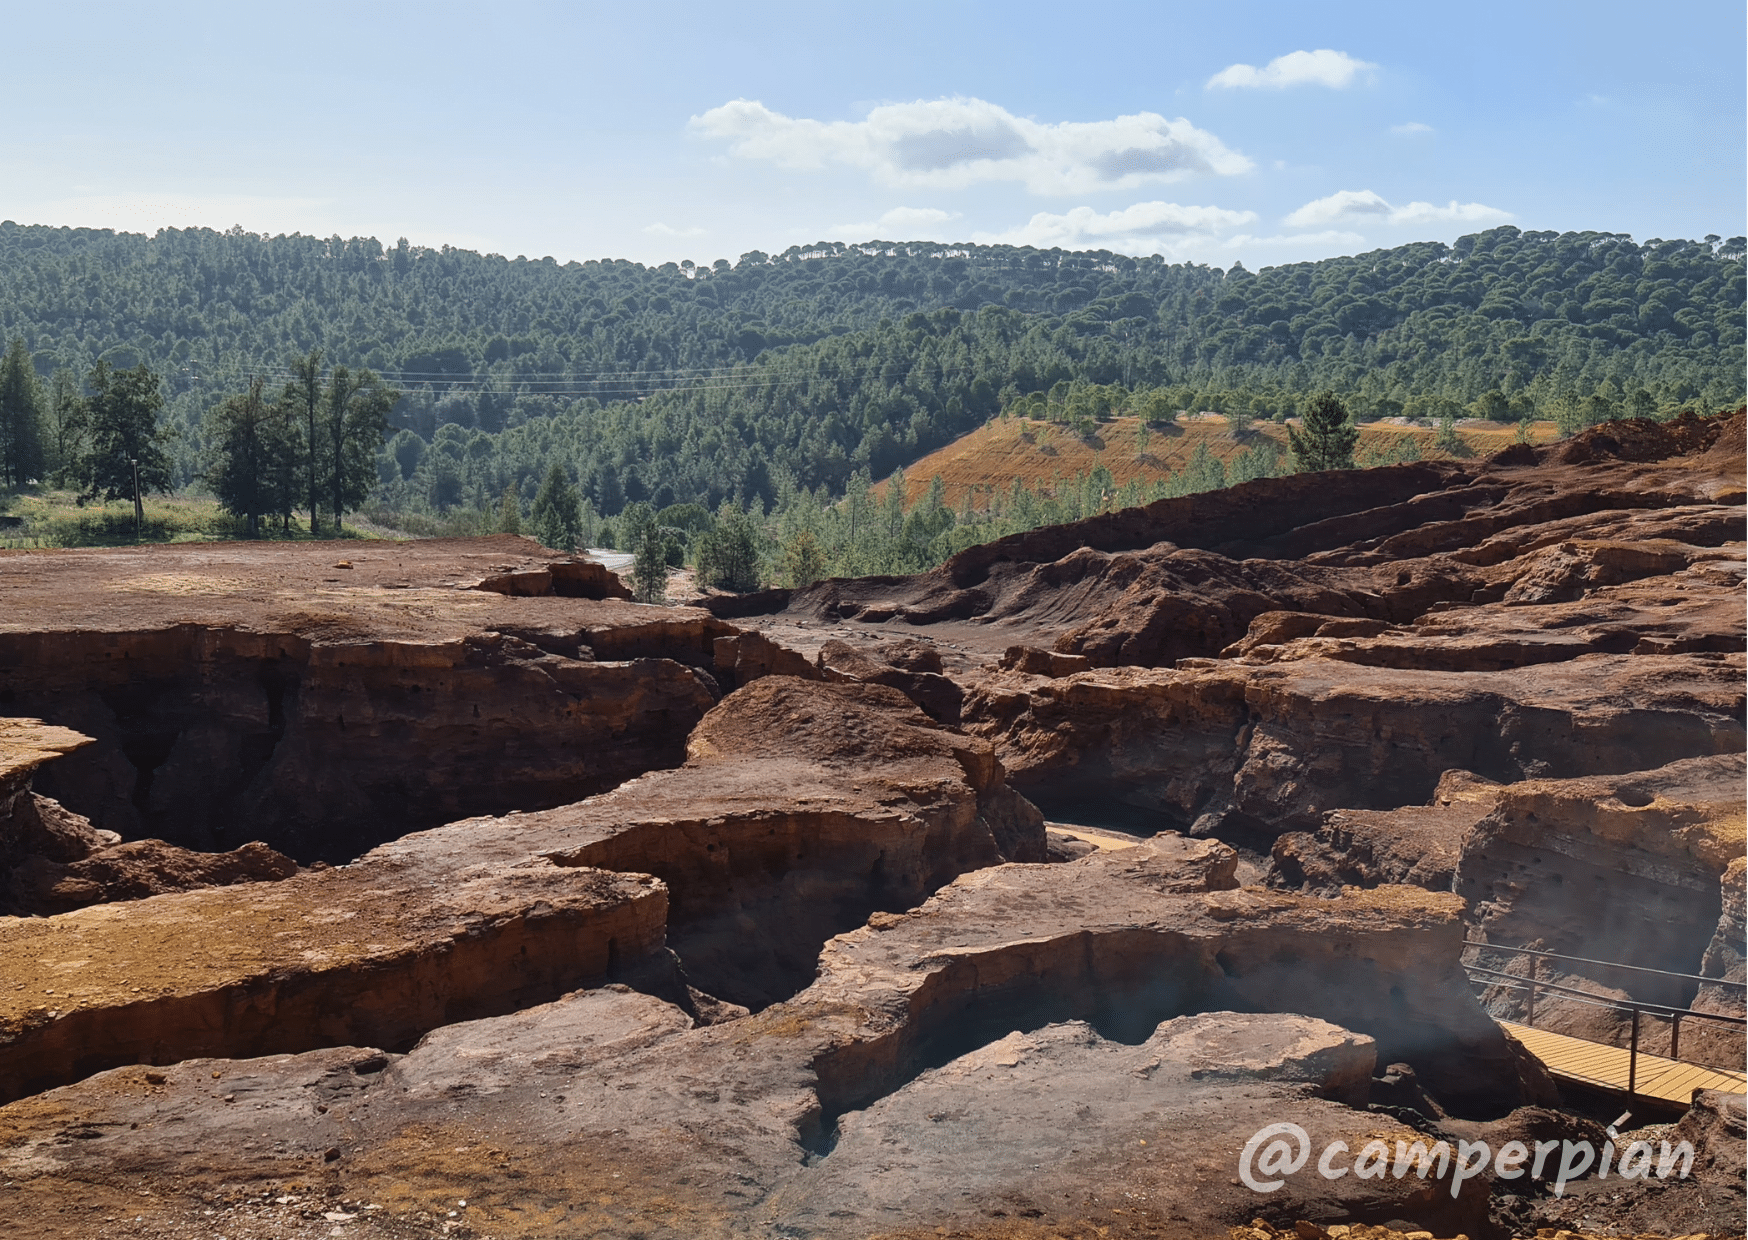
[[0, 220, 1740, 531]]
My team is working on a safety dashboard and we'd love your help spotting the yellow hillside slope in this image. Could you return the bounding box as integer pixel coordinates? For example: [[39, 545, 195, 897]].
[[882, 415, 1558, 506]]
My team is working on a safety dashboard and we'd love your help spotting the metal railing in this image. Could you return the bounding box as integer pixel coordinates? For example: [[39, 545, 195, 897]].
[[1460, 940, 1746, 1098]]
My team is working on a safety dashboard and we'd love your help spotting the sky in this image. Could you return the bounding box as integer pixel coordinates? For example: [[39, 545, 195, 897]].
[[1, 1, 1742, 270]]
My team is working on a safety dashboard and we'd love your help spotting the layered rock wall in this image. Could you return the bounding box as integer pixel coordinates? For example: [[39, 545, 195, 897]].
[[0, 540, 735, 860], [0, 850, 667, 1104]]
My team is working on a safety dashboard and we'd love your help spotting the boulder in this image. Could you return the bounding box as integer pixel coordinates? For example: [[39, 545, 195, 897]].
[[817, 637, 964, 722]]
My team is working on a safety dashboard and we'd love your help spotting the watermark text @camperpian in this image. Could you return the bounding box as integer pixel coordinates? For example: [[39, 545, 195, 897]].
[[1238, 1120, 1693, 1198]]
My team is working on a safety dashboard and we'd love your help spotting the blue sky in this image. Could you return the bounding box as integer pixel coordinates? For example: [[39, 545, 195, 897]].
[[2, 1, 1741, 268]]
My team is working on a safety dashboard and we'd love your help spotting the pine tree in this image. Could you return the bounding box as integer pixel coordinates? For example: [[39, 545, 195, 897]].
[[82, 362, 172, 508], [322, 365, 396, 535], [287, 349, 324, 532], [781, 529, 827, 588], [0, 339, 46, 489], [496, 483, 523, 534], [45, 368, 86, 485], [1288, 391, 1358, 472], [528, 463, 583, 550], [206, 377, 295, 537], [1433, 413, 1471, 457], [631, 521, 670, 603], [696, 501, 761, 592]]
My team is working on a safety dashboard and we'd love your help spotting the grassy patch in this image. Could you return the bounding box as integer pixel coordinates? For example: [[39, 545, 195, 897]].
[[0, 490, 380, 548]]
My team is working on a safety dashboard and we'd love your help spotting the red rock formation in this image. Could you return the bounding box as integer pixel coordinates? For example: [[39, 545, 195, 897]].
[[1270, 769, 1502, 893], [0, 841, 1556, 1240], [425, 675, 1045, 1008], [0, 539, 737, 860], [962, 651, 1742, 837], [1, 717, 299, 916], [0, 843, 667, 1104]]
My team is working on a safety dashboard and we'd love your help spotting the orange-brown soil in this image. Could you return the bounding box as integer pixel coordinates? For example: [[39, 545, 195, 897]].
[[878, 414, 1559, 507]]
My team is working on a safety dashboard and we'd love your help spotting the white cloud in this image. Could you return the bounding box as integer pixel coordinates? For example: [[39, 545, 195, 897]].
[[643, 221, 706, 237], [1284, 189, 1393, 228], [973, 201, 1257, 255], [828, 206, 963, 240], [1388, 200, 1513, 226], [1390, 121, 1433, 135], [1285, 189, 1511, 229], [1207, 49, 1375, 90], [689, 96, 1251, 195]]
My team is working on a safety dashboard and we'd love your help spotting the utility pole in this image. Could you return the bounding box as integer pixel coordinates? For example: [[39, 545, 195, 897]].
[[130, 457, 142, 543]]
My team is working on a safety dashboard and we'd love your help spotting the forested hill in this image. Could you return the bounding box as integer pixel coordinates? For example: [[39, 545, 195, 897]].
[[0, 220, 1740, 512]]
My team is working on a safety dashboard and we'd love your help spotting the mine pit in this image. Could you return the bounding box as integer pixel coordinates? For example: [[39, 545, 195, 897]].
[[1, 414, 1743, 1239], [0, 537, 733, 862]]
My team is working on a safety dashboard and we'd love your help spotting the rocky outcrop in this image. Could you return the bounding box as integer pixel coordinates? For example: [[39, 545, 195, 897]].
[[0, 669, 1047, 1096], [1270, 770, 1502, 894], [6, 838, 299, 916], [1513, 1089, 1745, 1238], [998, 643, 1092, 676], [0, 717, 299, 916], [799, 847, 1528, 1122], [711, 628, 821, 689], [1457, 754, 1747, 1066], [963, 652, 1744, 837], [1457, 754, 1745, 985], [421, 675, 1046, 1008], [0, 719, 109, 871], [0, 840, 1538, 1240], [0, 538, 736, 860], [0, 840, 667, 1104], [463, 548, 634, 600], [768, 1015, 1502, 1238], [1691, 856, 1747, 1065], [0, 416, 1741, 1239], [755, 415, 1740, 661], [816, 637, 964, 722]]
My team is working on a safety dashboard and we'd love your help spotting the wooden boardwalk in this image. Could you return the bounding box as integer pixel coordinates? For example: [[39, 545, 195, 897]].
[[1501, 1020, 1747, 1105]]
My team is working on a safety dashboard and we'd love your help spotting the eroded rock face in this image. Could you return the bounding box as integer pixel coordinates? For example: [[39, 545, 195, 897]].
[[6, 838, 299, 916], [765, 1015, 1501, 1238], [0, 840, 667, 1104], [799, 846, 1526, 1122], [964, 652, 1743, 838], [0, 839, 1527, 1240], [1457, 754, 1745, 987], [0, 537, 733, 860], [0, 720, 100, 865], [1456, 754, 1747, 1065], [0, 717, 301, 917], [753, 415, 1741, 658], [1511, 1089, 1745, 1238], [0, 417, 1741, 1239], [410, 676, 1046, 1008], [817, 637, 964, 723], [1270, 770, 1503, 894]]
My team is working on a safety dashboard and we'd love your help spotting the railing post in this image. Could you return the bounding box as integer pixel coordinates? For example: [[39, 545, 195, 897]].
[[1526, 955, 1536, 1027], [1670, 1011, 1680, 1060], [1628, 1005, 1639, 1097]]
